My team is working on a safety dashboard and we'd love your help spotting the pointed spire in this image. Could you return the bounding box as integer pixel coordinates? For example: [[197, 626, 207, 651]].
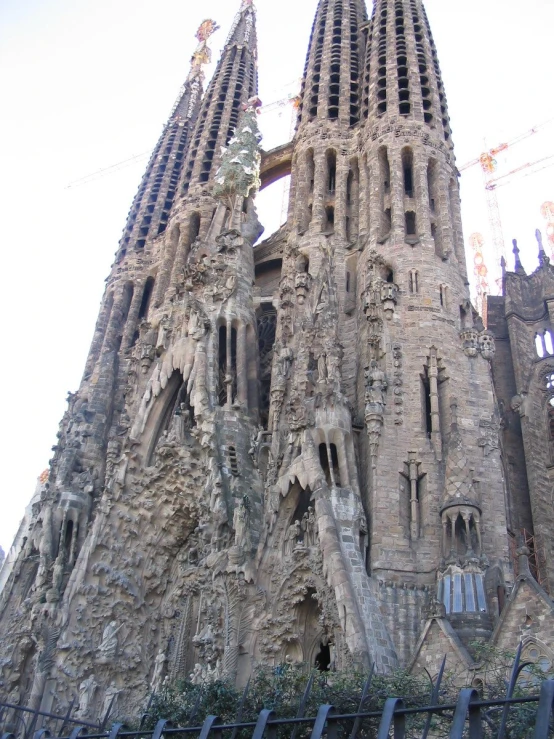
[[171, 19, 219, 121], [296, 0, 368, 129], [117, 22, 216, 255], [363, 0, 452, 143], [182, 0, 258, 194], [537, 228, 550, 267]]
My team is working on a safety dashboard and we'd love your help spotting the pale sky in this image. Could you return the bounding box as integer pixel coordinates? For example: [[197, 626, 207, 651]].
[[0, 0, 553, 552]]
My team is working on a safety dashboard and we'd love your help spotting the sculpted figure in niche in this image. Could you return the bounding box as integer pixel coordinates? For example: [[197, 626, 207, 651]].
[[190, 663, 205, 685], [97, 621, 121, 664], [150, 649, 166, 694], [51, 550, 65, 599], [233, 495, 252, 551], [302, 507, 316, 547], [77, 674, 98, 718], [365, 361, 388, 413], [284, 520, 302, 557], [318, 354, 328, 382], [101, 683, 121, 723]]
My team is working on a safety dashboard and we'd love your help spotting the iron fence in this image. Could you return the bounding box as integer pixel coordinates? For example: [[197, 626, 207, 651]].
[[1, 645, 553, 739]]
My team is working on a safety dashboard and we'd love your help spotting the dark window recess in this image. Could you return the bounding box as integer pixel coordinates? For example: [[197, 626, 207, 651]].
[[319, 444, 332, 487], [422, 374, 432, 437], [405, 211, 416, 236], [218, 325, 227, 406], [228, 446, 239, 476], [138, 277, 155, 320], [315, 642, 331, 671]]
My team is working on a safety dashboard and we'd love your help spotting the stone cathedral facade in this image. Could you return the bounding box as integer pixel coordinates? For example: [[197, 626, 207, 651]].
[[1, 0, 554, 723]]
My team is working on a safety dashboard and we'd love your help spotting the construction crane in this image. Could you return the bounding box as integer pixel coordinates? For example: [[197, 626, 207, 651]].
[[459, 118, 554, 292], [541, 201, 554, 257], [469, 232, 491, 322]]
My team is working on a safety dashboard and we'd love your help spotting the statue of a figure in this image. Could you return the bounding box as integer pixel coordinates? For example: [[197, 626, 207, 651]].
[[233, 496, 252, 551], [365, 361, 388, 412], [206, 659, 221, 682], [277, 348, 293, 380], [284, 520, 302, 557], [97, 621, 121, 663], [302, 507, 316, 547], [77, 674, 98, 718], [318, 354, 328, 382], [150, 650, 166, 694], [190, 663, 205, 685], [101, 683, 121, 723], [326, 354, 340, 384], [51, 551, 65, 597]]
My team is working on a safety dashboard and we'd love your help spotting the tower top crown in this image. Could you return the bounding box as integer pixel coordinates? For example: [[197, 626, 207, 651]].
[[296, 0, 368, 130], [363, 0, 453, 147], [181, 0, 258, 193], [225, 0, 257, 54]]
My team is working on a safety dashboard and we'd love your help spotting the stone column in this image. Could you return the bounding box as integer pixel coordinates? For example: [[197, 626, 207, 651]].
[[121, 282, 144, 351]]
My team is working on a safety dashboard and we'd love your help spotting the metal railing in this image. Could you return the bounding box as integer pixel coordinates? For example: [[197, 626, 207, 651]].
[[1, 645, 553, 739]]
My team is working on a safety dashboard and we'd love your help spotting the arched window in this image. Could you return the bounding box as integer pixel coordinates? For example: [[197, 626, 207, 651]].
[[546, 330, 554, 355], [535, 330, 554, 358]]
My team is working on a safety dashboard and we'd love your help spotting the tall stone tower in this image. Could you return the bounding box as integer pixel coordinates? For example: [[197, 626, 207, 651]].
[[2, 0, 553, 725]]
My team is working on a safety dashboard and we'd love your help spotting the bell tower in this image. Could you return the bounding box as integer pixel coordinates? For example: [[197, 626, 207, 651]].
[[355, 0, 511, 661]]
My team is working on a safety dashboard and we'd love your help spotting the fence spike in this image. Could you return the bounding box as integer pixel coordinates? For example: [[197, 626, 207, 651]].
[[100, 697, 118, 733], [533, 680, 554, 739], [188, 685, 204, 725], [57, 698, 76, 739], [107, 722, 126, 739], [230, 678, 251, 739], [348, 664, 375, 739], [252, 709, 276, 739], [1, 733, 16, 739], [310, 705, 336, 739], [449, 689, 482, 739], [290, 672, 315, 739], [67, 727, 86, 739], [152, 719, 173, 739], [198, 715, 221, 739], [32, 730, 50, 739], [496, 643, 525, 739], [377, 698, 406, 739], [420, 656, 447, 739]]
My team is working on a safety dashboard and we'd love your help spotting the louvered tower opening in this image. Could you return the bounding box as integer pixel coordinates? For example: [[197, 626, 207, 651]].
[[362, 13, 375, 119], [118, 82, 198, 256], [308, 0, 328, 122], [376, 2, 388, 116], [328, 1, 343, 119], [422, 4, 452, 142], [395, 0, 410, 116], [181, 6, 257, 194], [409, 0, 433, 125], [349, 1, 361, 124], [297, 0, 365, 128]]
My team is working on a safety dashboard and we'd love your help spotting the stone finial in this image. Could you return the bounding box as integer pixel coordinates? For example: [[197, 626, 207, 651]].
[[517, 545, 532, 578], [512, 239, 526, 274], [188, 20, 219, 80], [537, 229, 550, 267]]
